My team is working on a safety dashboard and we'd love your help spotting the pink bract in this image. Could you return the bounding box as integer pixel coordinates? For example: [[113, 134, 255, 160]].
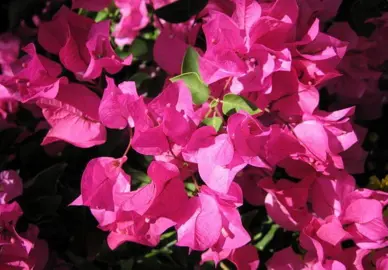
[[37, 83, 106, 148]]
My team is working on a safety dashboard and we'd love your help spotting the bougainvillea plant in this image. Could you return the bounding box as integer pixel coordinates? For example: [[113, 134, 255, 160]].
[[1, 0, 388, 269]]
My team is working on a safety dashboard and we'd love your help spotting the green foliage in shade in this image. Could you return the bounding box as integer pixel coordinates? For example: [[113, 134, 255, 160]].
[[95, 10, 109, 22], [129, 39, 148, 57], [8, 0, 42, 29], [23, 163, 67, 196], [255, 224, 280, 251], [115, 47, 131, 59], [129, 72, 150, 88], [222, 94, 262, 116], [202, 117, 223, 132], [154, 0, 209, 23], [142, 29, 161, 40], [126, 167, 151, 186]]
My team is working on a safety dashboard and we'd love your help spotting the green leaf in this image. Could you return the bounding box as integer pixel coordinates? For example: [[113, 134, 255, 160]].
[[182, 46, 199, 74], [185, 182, 196, 193], [202, 117, 223, 132], [171, 72, 209, 105], [127, 167, 151, 186], [154, 0, 209, 23], [209, 99, 219, 108], [23, 195, 62, 220], [24, 163, 67, 197], [160, 231, 176, 240], [119, 259, 134, 270], [129, 72, 150, 88], [222, 94, 262, 115], [95, 10, 109, 22], [66, 251, 100, 270], [255, 224, 279, 250], [115, 47, 131, 59], [142, 29, 161, 40], [129, 39, 148, 57]]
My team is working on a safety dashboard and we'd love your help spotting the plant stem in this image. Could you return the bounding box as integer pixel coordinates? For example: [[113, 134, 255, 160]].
[[122, 128, 133, 157]]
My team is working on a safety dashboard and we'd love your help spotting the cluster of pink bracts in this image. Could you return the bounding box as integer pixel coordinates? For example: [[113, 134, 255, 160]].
[[0, 170, 48, 269], [1, 0, 388, 269]]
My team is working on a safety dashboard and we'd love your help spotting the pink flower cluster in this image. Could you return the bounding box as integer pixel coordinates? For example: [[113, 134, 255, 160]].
[[1, 0, 388, 269], [0, 170, 48, 270]]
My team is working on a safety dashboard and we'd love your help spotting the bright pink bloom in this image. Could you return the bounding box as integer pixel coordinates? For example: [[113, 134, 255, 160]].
[[299, 216, 353, 267], [73, 161, 187, 249], [293, 120, 328, 161], [120, 161, 188, 220], [106, 161, 188, 248], [341, 195, 388, 249], [38, 7, 131, 80], [311, 172, 388, 249], [99, 77, 149, 129], [132, 125, 171, 155], [306, 107, 358, 155], [0, 170, 23, 204], [200, 9, 291, 93], [72, 156, 130, 212], [176, 183, 249, 251], [202, 184, 250, 250], [291, 23, 346, 89], [0, 43, 66, 103], [83, 21, 133, 79], [37, 83, 107, 148], [182, 126, 217, 163], [263, 126, 306, 169], [289, 107, 358, 172], [113, 0, 149, 46], [107, 211, 175, 248], [176, 192, 223, 250], [196, 133, 246, 193], [311, 171, 355, 218], [227, 111, 272, 169], [268, 70, 319, 119], [260, 175, 313, 231], [132, 81, 196, 155]]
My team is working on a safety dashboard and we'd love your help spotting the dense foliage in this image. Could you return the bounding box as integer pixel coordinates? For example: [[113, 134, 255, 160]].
[[1, 0, 388, 269]]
